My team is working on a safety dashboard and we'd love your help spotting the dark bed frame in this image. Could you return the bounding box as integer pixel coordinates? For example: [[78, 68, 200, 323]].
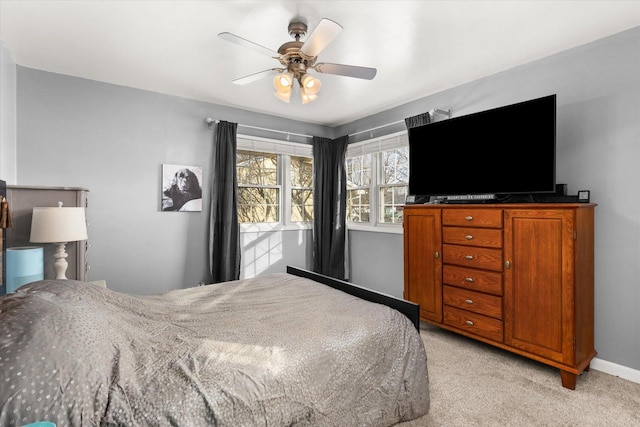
[[286, 266, 420, 330]]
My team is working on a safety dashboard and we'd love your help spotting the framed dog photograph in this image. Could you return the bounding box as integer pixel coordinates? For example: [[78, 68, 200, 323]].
[[161, 164, 203, 212]]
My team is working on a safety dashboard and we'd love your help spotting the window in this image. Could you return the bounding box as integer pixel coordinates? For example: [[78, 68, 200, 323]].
[[290, 156, 313, 222], [346, 154, 371, 222], [380, 146, 409, 224], [237, 150, 279, 223], [237, 137, 313, 227], [346, 132, 409, 229]]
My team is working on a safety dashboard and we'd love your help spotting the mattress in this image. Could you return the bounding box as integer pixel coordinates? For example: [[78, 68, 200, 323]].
[[0, 272, 429, 426]]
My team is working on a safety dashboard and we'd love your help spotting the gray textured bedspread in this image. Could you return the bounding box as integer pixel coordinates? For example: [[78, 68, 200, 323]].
[[0, 273, 429, 426]]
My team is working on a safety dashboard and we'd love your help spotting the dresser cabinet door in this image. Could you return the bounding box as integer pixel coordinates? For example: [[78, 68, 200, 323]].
[[404, 208, 443, 322], [503, 209, 575, 364]]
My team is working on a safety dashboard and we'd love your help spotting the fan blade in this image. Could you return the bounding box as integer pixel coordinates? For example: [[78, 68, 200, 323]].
[[232, 69, 281, 85], [314, 63, 377, 80], [300, 18, 342, 58], [218, 32, 279, 58]]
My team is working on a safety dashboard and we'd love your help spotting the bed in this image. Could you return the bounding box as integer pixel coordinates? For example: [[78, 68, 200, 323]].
[[0, 266, 429, 426]]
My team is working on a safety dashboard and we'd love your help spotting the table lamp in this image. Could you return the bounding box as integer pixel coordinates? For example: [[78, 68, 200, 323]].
[[30, 201, 88, 280]]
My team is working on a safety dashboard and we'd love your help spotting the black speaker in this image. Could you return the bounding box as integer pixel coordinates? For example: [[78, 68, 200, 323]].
[[556, 183, 568, 196], [531, 193, 579, 203]]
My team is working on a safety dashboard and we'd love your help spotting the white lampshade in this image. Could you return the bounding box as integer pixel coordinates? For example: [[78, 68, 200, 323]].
[[273, 72, 293, 92], [300, 73, 321, 95], [300, 86, 319, 104], [30, 204, 88, 243], [274, 88, 292, 103]]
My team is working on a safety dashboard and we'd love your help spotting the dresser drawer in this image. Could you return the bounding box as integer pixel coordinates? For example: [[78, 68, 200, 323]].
[[443, 265, 503, 295], [443, 209, 503, 228], [443, 285, 503, 319], [444, 306, 503, 342], [443, 244, 503, 271], [443, 226, 503, 248]]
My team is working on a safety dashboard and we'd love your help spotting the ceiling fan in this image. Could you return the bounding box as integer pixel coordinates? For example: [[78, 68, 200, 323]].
[[218, 18, 377, 104]]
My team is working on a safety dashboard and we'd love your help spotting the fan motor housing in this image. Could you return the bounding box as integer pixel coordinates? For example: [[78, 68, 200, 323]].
[[277, 40, 316, 70], [277, 41, 304, 56]]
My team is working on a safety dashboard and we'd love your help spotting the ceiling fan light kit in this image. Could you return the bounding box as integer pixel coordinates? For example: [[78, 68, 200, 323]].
[[301, 73, 320, 93], [300, 87, 318, 104], [274, 87, 292, 103], [219, 18, 376, 105], [275, 72, 293, 88]]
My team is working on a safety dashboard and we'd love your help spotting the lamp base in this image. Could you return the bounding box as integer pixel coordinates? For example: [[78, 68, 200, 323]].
[[53, 242, 70, 280]]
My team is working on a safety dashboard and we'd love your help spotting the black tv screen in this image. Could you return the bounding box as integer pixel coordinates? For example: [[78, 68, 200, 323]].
[[408, 94, 556, 201]]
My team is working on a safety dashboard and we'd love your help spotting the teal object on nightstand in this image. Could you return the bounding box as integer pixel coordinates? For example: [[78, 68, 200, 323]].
[[6, 246, 44, 292]]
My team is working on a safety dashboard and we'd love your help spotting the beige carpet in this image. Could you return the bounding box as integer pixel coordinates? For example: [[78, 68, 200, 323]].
[[399, 323, 640, 426]]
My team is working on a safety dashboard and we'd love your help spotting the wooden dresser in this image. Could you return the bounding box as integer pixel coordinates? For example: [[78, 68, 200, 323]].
[[403, 203, 596, 389]]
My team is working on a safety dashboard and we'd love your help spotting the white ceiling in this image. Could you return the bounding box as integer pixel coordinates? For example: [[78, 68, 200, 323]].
[[1, 1, 639, 127]]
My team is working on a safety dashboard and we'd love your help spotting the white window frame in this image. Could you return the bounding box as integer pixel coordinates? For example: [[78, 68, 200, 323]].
[[379, 145, 409, 225], [346, 131, 409, 234], [289, 154, 314, 223], [346, 152, 373, 223], [237, 135, 313, 232]]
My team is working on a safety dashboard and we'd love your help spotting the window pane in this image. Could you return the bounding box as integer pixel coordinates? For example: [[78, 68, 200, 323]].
[[291, 156, 313, 188], [347, 154, 371, 222], [380, 185, 407, 223], [237, 187, 279, 223], [291, 156, 314, 222], [237, 150, 278, 186], [291, 189, 313, 222], [347, 155, 371, 187], [347, 189, 370, 222], [382, 147, 409, 185], [237, 150, 281, 224]]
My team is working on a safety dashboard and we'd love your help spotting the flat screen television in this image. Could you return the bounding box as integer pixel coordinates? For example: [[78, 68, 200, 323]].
[[408, 94, 556, 203]]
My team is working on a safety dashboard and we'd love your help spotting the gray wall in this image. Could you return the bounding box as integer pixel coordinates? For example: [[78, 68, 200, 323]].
[[349, 230, 403, 297], [241, 229, 313, 279], [346, 27, 640, 372], [3, 27, 639, 372], [0, 41, 17, 184], [14, 69, 327, 293]]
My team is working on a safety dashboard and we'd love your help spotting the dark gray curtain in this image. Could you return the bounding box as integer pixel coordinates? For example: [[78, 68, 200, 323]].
[[209, 120, 240, 283], [405, 112, 432, 203], [404, 111, 431, 131], [312, 135, 349, 280]]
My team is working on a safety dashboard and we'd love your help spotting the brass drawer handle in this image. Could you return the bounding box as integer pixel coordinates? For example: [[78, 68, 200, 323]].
[[465, 216, 473, 221], [465, 320, 474, 326], [435, 251, 440, 259], [464, 255, 474, 260], [465, 235, 473, 240], [465, 299, 474, 305], [465, 277, 474, 283]]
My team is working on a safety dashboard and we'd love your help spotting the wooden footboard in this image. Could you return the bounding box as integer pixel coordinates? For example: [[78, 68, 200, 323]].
[[286, 266, 420, 330]]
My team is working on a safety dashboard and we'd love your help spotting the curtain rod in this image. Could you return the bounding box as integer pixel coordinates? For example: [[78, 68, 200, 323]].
[[206, 108, 450, 140], [348, 119, 405, 137], [205, 117, 314, 139], [347, 108, 451, 138]]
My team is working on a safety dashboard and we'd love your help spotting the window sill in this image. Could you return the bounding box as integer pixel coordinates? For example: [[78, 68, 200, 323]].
[[239, 222, 403, 234], [347, 223, 403, 234], [240, 222, 313, 233]]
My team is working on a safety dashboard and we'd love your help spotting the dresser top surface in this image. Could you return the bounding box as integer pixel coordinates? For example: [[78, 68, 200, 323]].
[[403, 203, 596, 209]]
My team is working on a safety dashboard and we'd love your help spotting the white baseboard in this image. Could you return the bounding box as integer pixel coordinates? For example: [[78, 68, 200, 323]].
[[591, 357, 640, 384]]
